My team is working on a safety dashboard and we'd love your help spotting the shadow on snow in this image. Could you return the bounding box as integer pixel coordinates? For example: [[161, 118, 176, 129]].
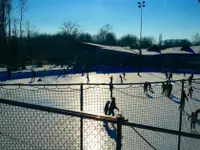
[[169, 95, 180, 104]]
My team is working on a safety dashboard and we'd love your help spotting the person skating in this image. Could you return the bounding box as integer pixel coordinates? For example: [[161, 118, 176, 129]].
[[31, 71, 36, 82], [143, 82, 148, 94], [167, 82, 173, 97], [123, 72, 126, 80], [165, 72, 168, 80], [188, 74, 194, 85], [44, 69, 47, 77], [179, 90, 189, 111], [147, 82, 152, 92], [162, 82, 167, 95], [104, 101, 110, 115], [119, 75, 123, 84], [168, 73, 173, 80], [187, 87, 193, 98], [188, 112, 197, 130], [86, 72, 90, 83], [63, 68, 66, 77], [109, 76, 114, 98], [109, 97, 119, 116]]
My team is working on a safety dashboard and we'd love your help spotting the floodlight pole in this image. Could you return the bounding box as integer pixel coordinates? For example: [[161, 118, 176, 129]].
[[138, 1, 145, 51]]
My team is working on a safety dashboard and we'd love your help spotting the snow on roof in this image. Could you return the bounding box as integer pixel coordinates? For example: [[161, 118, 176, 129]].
[[191, 46, 200, 54], [83, 42, 139, 55], [84, 42, 200, 55], [161, 47, 191, 54]]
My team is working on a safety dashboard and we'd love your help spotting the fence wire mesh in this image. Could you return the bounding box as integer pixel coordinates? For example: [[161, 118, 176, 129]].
[[122, 125, 178, 150], [0, 78, 200, 149], [0, 102, 116, 150]]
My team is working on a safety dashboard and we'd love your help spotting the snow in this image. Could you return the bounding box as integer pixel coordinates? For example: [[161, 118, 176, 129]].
[[0, 72, 200, 150], [84, 42, 200, 55]]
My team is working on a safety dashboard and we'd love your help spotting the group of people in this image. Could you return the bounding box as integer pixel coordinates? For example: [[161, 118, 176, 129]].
[[162, 81, 173, 97], [31, 69, 48, 83], [118, 73, 126, 83], [104, 97, 119, 116], [165, 72, 173, 80]]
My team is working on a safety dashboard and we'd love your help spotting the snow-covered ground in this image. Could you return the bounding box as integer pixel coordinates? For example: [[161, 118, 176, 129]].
[[0, 72, 200, 150], [0, 65, 65, 73]]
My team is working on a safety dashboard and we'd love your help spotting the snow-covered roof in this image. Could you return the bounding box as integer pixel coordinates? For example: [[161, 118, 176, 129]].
[[84, 42, 200, 55], [83, 43, 139, 55], [161, 47, 191, 54]]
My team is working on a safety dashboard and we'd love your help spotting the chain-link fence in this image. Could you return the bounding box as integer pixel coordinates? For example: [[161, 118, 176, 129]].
[[1, 78, 200, 149], [1, 98, 200, 150]]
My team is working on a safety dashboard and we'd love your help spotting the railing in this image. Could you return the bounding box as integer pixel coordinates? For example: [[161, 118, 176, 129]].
[[0, 78, 200, 149]]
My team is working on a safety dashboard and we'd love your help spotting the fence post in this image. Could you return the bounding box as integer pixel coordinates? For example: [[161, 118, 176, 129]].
[[116, 115, 124, 150], [80, 83, 83, 150], [178, 80, 184, 150]]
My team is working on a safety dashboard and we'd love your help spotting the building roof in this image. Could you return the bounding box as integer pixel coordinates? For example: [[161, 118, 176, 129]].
[[83, 42, 139, 55], [83, 42, 200, 55]]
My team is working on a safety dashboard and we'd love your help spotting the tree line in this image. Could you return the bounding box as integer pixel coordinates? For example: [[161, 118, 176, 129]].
[[1, 0, 200, 69]]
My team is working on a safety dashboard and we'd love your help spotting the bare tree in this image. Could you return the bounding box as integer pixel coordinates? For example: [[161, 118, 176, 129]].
[[158, 33, 162, 47], [0, 0, 7, 39], [61, 20, 82, 38], [25, 21, 38, 38], [192, 33, 200, 46], [95, 24, 113, 44], [6, 0, 12, 39], [12, 18, 18, 37], [18, 0, 28, 39]]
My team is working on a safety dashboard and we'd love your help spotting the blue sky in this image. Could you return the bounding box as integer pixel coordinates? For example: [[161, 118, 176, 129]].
[[13, 0, 200, 40]]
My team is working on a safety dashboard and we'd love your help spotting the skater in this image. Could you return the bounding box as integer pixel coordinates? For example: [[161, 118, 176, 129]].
[[63, 68, 66, 77], [167, 82, 173, 97], [81, 67, 84, 76], [191, 73, 194, 80], [165, 72, 168, 80], [110, 76, 113, 83], [188, 76, 192, 85], [168, 73, 173, 80], [179, 90, 188, 111], [109, 76, 114, 98], [143, 82, 148, 94], [187, 87, 193, 98], [162, 82, 167, 95], [119, 75, 123, 84], [147, 82, 152, 92], [188, 74, 194, 85], [86, 72, 90, 83], [137, 66, 141, 77], [123, 72, 126, 80], [188, 112, 197, 130], [104, 101, 110, 115], [109, 97, 119, 116], [44, 69, 47, 77], [31, 71, 36, 82]]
